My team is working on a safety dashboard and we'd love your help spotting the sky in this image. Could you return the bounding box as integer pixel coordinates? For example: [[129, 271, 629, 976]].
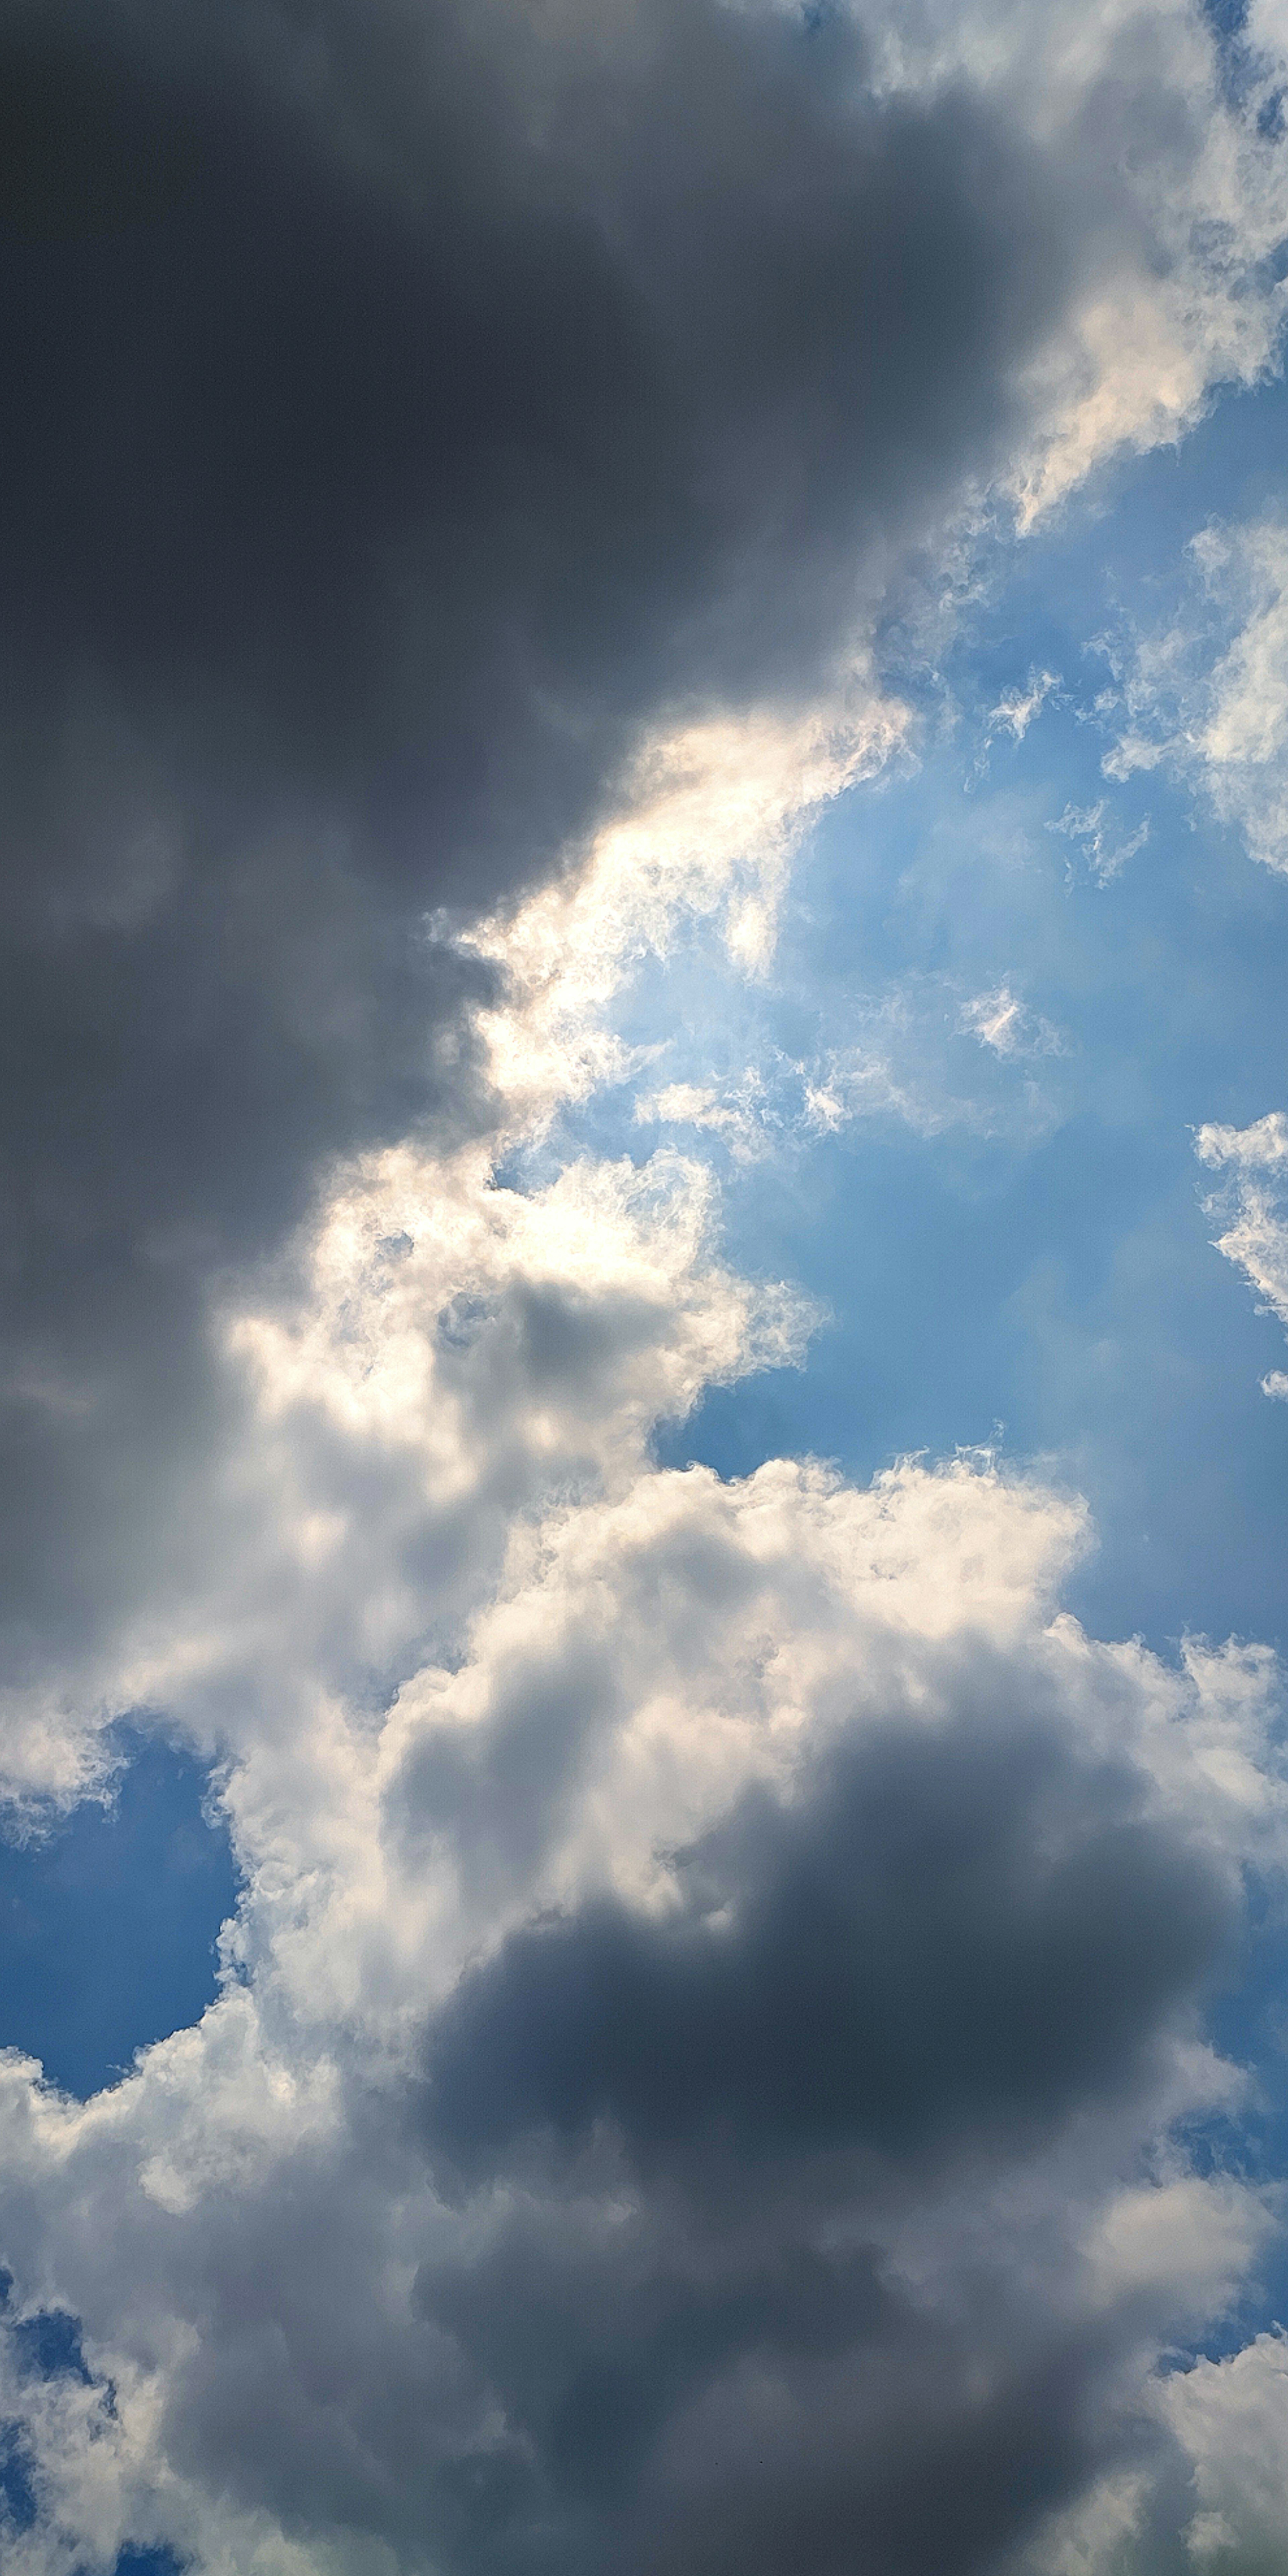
[[10, 3, 1288, 2572]]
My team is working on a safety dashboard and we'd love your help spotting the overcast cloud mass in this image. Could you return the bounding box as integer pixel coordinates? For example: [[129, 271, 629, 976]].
[[6, 3, 1288, 2572]]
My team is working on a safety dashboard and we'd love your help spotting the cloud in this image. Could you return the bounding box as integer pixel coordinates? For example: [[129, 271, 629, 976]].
[[1153, 2328, 1288, 2571], [0, 1121, 817, 1812], [1044, 2317, 1288, 2573], [1103, 515, 1288, 873], [632, 975, 1069, 1161], [4, 7, 1288, 2574], [470, 690, 910, 1131], [4, 0, 1288, 1733], [423, 1717, 1231, 2178], [961, 983, 1065, 1058], [873, 0, 1288, 523], [0, 1456, 1282, 2576], [1196, 1108, 1288, 1389]]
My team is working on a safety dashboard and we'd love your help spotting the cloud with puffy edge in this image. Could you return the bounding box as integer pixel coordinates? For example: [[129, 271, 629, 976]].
[[4, 0, 1288, 1737], [0, 1442, 1285, 2576]]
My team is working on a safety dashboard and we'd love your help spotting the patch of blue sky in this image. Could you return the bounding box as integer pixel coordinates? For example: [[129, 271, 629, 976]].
[[697, 761, 1288, 1647], [0, 2267, 183, 2572], [11, 2307, 94, 2386], [106, 2550, 186, 2576], [0, 1730, 240, 2100], [0, 2417, 38, 2534], [539, 372, 1288, 1674]]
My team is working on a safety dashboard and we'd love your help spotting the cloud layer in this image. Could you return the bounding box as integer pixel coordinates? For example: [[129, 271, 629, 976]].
[[5, 0, 1288, 1720], [6, 5, 1288, 2574]]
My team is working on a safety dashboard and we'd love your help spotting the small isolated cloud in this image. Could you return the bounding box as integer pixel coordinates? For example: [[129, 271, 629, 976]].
[[975, 668, 1063, 774], [990, 668, 1062, 743], [1048, 801, 1151, 886], [636, 1038, 962, 1161], [960, 984, 1065, 1059], [1196, 1110, 1288, 1388]]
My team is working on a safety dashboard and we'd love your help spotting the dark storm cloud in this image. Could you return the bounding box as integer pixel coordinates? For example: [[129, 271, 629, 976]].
[[0, 0, 1074, 1689], [389, 1708, 1237, 2573], [199, 2189, 1120, 2576], [424, 1715, 1232, 2178], [405, 2184, 1131, 2576]]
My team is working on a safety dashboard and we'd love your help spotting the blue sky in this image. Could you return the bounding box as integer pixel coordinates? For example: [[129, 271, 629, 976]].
[[0, 1735, 237, 2101]]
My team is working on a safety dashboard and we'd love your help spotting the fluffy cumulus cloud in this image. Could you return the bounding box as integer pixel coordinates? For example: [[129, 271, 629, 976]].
[[1153, 2329, 1288, 2572], [6, 3, 1288, 2573], [628, 967, 1071, 1162]]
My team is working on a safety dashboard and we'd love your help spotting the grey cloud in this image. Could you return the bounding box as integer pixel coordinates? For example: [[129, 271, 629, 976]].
[[393, 2191, 1160, 2576], [0, 0, 1060, 901], [0, 0, 1083, 1702], [412, 2223, 1118, 2576], [397, 1635, 624, 1894], [123, 2085, 1132, 2576]]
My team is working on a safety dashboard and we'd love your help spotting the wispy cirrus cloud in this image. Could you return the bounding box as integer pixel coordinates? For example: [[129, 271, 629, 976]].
[[1047, 799, 1151, 886]]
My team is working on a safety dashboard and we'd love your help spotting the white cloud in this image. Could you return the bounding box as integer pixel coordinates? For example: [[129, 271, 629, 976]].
[[634, 1072, 789, 1165], [1104, 518, 1288, 872], [1197, 1110, 1288, 1386], [458, 689, 912, 1137], [983, 669, 1063, 751], [634, 977, 1070, 1162], [0, 1442, 1282, 2576], [961, 983, 1066, 1058], [1155, 2329, 1288, 2570], [1048, 801, 1151, 887], [635, 1032, 963, 1159]]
